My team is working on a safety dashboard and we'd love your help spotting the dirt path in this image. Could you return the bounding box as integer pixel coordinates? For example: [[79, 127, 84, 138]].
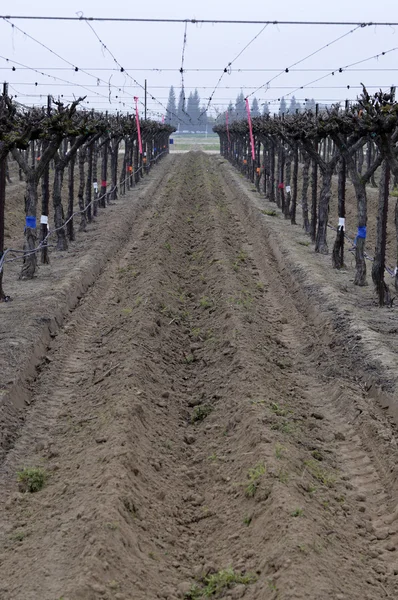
[[1, 152, 398, 599]]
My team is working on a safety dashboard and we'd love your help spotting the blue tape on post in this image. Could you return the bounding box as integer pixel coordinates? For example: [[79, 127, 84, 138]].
[[25, 216, 37, 229], [357, 226, 367, 239], [169, 139, 174, 145]]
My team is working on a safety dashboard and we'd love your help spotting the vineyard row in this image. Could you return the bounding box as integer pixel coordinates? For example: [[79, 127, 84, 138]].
[[0, 86, 176, 300], [214, 87, 398, 306]]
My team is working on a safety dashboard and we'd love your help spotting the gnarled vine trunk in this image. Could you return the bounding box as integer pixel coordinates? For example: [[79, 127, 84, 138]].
[[40, 142, 50, 264], [21, 177, 38, 279], [53, 165, 67, 250], [291, 144, 298, 225], [332, 158, 346, 269], [269, 138, 275, 203], [85, 143, 93, 223], [372, 160, 391, 306], [284, 149, 292, 219], [350, 175, 367, 286], [315, 169, 333, 254], [301, 154, 311, 233], [78, 148, 87, 232], [67, 155, 75, 241], [310, 146, 318, 243]]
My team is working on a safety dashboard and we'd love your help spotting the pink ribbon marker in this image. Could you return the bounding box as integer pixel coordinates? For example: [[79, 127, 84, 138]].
[[245, 98, 255, 160], [134, 96, 143, 155]]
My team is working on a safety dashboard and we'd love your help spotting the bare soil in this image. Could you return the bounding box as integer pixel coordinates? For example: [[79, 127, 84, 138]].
[[1, 152, 398, 599]]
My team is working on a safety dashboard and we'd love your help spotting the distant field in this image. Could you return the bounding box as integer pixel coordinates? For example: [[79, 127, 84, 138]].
[[169, 134, 220, 153]]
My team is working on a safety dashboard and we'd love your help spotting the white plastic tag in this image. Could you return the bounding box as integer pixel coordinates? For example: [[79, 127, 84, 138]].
[[40, 215, 48, 225], [338, 217, 345, 230], [93, 182, 98, 191], [286, 185, 291, 193]]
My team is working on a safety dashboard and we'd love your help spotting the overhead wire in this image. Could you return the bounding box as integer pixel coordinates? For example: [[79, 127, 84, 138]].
[[0, 16, 398, 25], [200, 23, 269, 119], [7, 83, 164, 117], [0, 54, 111, 102], [246, 24, 365, 99], [2, 17, 79, 71], [80, 14, 190, 126], [2, 17, 142, 112], [283, 45, 398, 98], [1, 17, 396, 118], [18, 94, 389, 101], [1, 67, 398, 73], [6, 83, 398, 90], [0, 17, 175, 120]]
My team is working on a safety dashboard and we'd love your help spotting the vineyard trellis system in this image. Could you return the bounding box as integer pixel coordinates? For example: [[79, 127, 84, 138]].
[[214, 86, 398, 307], [0, 83, 175, 301]]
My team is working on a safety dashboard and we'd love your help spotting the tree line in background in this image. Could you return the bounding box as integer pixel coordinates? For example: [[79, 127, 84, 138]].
[[165, 86, 210, 132], [165, 86, 318, 131]]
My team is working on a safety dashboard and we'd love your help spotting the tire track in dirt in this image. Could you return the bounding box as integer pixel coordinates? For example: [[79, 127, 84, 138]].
[[0, 155, 187, 599], [0, 154, 177, 463], [216, 159, 398, 597], [0, 152, 398, 599]]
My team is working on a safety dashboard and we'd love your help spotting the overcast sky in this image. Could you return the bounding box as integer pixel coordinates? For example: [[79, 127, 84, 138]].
[[1, 0, 397, 119]]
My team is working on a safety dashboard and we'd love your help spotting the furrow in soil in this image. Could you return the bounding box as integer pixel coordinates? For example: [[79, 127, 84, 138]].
[[0, 152, 397, 600]]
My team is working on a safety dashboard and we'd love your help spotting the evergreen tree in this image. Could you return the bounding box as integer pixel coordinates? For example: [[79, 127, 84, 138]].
[[251, 97, 260, 117], [307, 98, 316, 112], [262, 101, 270, 117], [235, 92, 246, 121], [187, 89, 201, 130], [192, 89, 201, 128], [279, 97, 287, 116], [227, 101, 235, 122], [198, 105, 208, 132], [177, 89, 186, 129], [166, 86, 177, 127], [289, 96, 298, 114]]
